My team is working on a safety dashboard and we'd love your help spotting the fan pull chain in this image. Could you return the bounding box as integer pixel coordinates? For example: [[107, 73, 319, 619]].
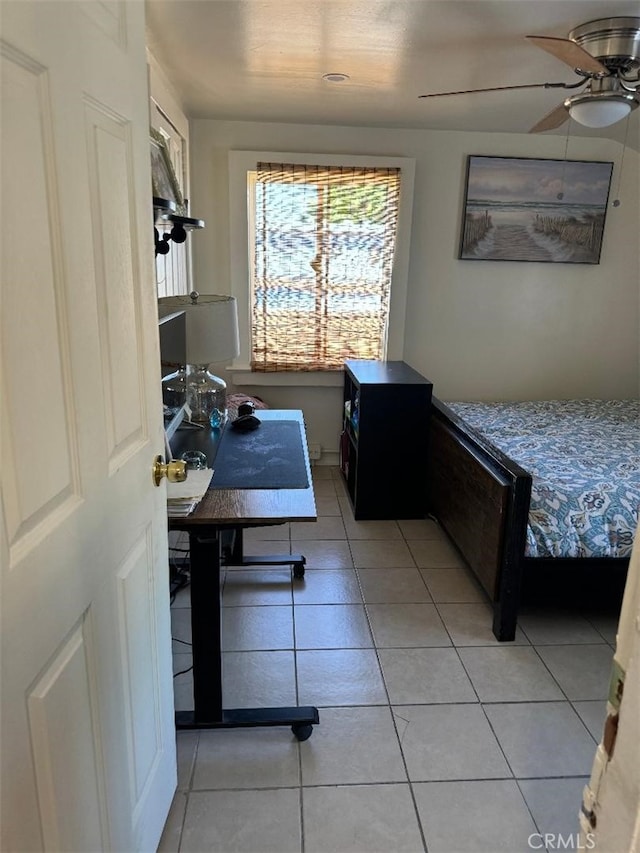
[[556, 117, 573, 200], [611, 115, 631, 208]]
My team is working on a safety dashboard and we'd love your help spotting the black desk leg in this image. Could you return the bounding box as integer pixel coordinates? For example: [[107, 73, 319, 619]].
[[190, 530, 224, 719], [174, 527, 319, 741]]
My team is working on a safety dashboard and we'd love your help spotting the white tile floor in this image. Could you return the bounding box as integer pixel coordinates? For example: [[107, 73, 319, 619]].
[[160, 466, 620, 853]]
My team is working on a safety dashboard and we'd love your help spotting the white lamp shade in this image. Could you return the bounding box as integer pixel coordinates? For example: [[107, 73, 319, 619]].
[[158, 294, 240, 365], [569, 98, 632, 128]]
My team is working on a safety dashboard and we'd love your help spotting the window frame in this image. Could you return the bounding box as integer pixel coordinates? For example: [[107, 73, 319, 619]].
[[228, 151, 415, 387]]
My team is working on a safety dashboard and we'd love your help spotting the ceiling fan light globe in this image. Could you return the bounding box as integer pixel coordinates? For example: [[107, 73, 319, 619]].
[[568, 98, 632, 127]]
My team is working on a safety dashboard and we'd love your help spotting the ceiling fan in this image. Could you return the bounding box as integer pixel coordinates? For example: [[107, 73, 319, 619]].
[[419, 16, 640, 132]]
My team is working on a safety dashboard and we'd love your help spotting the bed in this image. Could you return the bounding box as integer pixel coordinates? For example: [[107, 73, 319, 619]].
[[426, 397, 639, 641]]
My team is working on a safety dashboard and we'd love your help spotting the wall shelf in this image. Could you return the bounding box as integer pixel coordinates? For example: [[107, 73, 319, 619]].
[[154, 197, 205, 256], [164, 213, 205, 231], [153, 196, 176, 214]]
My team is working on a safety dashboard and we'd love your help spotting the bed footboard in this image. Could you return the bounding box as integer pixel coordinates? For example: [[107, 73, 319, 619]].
[[427, 398, 532, 641]]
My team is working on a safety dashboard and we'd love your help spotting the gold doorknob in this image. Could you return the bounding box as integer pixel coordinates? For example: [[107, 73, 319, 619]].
[[152, 455, 187, 487]]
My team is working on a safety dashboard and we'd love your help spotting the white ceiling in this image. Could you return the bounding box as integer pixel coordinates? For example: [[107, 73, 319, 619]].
[[145, 0, 640, 149]]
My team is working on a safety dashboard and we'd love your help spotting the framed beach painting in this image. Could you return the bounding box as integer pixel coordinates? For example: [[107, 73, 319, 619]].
[[458, 155, 613, 264]]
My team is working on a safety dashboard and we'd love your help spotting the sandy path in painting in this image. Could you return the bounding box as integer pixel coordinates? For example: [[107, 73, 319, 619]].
[[486, 224, 552, 261]]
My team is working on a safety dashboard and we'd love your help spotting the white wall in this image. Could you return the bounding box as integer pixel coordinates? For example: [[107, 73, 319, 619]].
[[189, 119, 639, 456]]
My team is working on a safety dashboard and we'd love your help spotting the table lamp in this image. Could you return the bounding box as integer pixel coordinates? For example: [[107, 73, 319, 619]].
[[158, 292, 240, 426]]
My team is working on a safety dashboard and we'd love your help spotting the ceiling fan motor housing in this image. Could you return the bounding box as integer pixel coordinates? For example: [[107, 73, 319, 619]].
[[568, 17, 640, 73], [562, 17, 640, 129]]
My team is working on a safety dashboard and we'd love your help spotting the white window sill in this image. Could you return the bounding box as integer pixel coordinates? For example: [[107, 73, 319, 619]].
[[228, 366, 344, 387]]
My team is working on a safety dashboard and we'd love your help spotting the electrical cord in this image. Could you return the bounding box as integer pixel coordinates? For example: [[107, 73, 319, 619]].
[[169, 543, 192, 673], [168, 545, 190, 604], [172, 638, 192, 678], [169, 574, 189, 605]]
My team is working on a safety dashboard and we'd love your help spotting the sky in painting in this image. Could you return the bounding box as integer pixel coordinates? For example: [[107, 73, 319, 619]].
[[466, 156, 613, 205]]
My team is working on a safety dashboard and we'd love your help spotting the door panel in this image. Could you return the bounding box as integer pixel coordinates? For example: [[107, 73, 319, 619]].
[[1, 44, 81, 565], [1, 3, 176, 850], [84, 102, 147, 466], [116, 527, 163, 806], [27, 618, 107, 852]]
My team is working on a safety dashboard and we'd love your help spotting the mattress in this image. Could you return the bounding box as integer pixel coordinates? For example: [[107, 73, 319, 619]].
[[446, 399, 640, 559]]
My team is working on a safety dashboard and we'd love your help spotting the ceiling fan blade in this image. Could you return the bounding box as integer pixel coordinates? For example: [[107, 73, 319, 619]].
[[529, 102, 569, 133], [419, 82, 561, 99], [526, 36, 608, 76]]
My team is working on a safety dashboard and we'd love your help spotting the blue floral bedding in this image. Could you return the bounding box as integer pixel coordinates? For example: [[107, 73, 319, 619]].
[[446, 400, 640, 559]]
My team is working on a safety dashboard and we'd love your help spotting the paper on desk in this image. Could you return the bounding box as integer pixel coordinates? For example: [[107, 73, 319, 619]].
[[167, 468, 214, 502], [167, 500, 199, 518]]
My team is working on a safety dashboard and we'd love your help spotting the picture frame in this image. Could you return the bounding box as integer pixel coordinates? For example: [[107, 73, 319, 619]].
[[458, 155, 613, 264], [150, 127, 183, 208]]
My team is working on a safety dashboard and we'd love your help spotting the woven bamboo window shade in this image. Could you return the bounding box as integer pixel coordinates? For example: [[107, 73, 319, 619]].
[[252, 163, 401, 371]]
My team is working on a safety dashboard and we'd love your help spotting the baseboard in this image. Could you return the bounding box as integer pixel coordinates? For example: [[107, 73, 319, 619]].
[[312, 451, 339, 467]]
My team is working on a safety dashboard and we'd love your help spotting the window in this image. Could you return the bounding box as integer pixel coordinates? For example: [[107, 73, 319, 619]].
[[250, 163, 401, 372], [228, 152, 415, 385]]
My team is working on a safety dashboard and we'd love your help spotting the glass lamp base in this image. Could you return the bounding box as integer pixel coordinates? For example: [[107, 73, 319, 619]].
[[186, 364, 227, 426], [161, 366, 187, 409]]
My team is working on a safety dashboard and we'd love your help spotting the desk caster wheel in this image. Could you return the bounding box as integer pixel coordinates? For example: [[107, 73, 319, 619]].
[[293, 564, 305, 579], [292, 723, 313, 741]]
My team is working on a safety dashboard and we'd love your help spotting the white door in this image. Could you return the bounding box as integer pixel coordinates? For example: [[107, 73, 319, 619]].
[[1, 2, 176, 850]]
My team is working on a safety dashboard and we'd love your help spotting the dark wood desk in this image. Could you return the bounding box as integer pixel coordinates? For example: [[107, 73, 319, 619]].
[[169, 410, 319, 740]]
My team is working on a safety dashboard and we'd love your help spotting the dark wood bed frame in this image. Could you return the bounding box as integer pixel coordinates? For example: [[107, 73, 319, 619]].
[[426, 397, 629, 641]]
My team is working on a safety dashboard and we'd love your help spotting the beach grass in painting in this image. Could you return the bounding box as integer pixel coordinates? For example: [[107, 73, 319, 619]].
[[459, 156, 613, 264]]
